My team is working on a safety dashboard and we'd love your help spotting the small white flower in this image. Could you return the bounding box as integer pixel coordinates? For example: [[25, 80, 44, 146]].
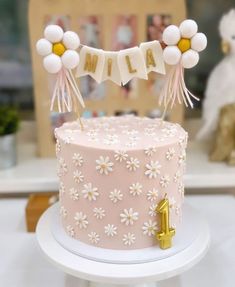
[[123, 129, 139, 135], [178, 135, 188, 148], [58, 157, 67, 176], [88, 232, 100, 244], [72, 153, 83, 167], [96, 156, 114, 175], [149, 204, 157, 217], [59, 182, 65, 195], [109, 189, 123, 203], [93, 207, 106, 220], [73, 170, 84, 183], [125, 141, 137, 147], [169, 197, 176, 209], [82, 183, 99, 201], [114, 150, 128, 162], [69, 187, 80, 200], [178, 151, 186, 166], [129, 182, 143, 196], [103, 134, 119, 145], [74, 212, 88, 229], [128, 135, 140, 142], [55, 140, 61, 155], [123, 232, 136, 246], [142, 220, 157, 237], [60, 206, 67, 218], [104, 224, 117, 237], [144, 146, 157, 156], [160, 175, 170, 188], [88, 136, 99, 142], [174, 171, 181, 182], [147, 188, 159, 202], [66, 225, 75, 237], [126, 157, 140, 171], [162, 127, 177, 137], [144, 127, 156, 136], [178, 182, 184, 196], [86, 129, 98, 137], [145, 161, 161, 179], [166, 148, 175, 160], [175, 205, 181, 215], [64, 135, 74, 144], [120, 208, 139, 226]]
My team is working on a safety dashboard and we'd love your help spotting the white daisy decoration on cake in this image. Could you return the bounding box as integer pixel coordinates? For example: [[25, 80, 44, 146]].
[[59, 206, 67, 218], [103, 134, 119, 145], [69, 187, 80, 201], [66, 225, 75, 237], [123, 129, 139, 135], [145, 161, 161, 179], [178, 182, 185, 196], [178, 135, 188, 148], [86, 129, 98, 137], [174, 171, 181, 183], [123, 232, 136, 246], [126, 157, 140, 171], [104, 224, 117, 237], [144, 146, 157, 157], [55, 140, 61, 155], [175, 205, 181, 215], [125, 141, 137, 148], [93, 207, 106, 220], [73, 170, 84, 184], [64, 135, 74, 144], [109, 189, 123, 203], [144, 127, 156, 136], [149, 204, 157, 217], [165, 148, 175, 161], [142, 220, 158, 237], [160, 175, 170, 188], [74, 212, 88, 229], [147, 188, 159, 202], [59, 182, 65, 195], [58, 157, 67, 176], [88, 232, 100, 245], [129, 183, 143, 196], [72, 153, 83, 167], [114, 150, 128, 162], [95, 156, 114, 175], [120, 208, 139, 226], [82, 183, 99, 201], [178, 151, 186, 166]]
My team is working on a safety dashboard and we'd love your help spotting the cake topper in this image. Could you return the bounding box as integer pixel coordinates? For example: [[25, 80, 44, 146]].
[[36, 20, 207, 128]]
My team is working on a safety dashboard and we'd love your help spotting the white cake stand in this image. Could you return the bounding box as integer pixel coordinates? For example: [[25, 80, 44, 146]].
[[36, 204, 210, 287]]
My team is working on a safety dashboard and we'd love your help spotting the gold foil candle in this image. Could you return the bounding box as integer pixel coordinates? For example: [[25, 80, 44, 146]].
[[156, 197, 175, 249]]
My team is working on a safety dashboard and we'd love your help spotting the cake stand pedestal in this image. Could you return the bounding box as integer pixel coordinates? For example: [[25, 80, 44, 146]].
[[36, 204, 210, 287]]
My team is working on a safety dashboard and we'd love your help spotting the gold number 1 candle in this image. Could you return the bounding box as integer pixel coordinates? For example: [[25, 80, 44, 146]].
[[156, 198, 175, 249]]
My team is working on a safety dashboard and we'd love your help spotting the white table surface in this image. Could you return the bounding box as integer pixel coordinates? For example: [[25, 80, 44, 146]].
[[0, 140, 235, 193], [1, 194, 235, 287]]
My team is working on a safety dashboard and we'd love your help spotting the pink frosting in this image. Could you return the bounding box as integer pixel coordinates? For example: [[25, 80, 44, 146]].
[[55, 116, 187, 250]]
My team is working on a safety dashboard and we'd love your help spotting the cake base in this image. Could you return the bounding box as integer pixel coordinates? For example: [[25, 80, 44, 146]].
[[36, 202, 210, 286], [51, 203, 201, 264]]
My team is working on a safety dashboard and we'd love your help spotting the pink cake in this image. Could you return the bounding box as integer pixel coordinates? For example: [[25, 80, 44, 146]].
[[55, 116, 187, 250]]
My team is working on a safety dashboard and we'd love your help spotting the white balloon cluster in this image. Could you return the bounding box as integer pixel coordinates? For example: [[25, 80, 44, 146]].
[[36, 25, 80, 73], [162, 19, 207, 69]]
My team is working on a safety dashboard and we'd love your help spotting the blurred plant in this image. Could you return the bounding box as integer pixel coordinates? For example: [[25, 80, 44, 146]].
[[0, 107, 19, 136]]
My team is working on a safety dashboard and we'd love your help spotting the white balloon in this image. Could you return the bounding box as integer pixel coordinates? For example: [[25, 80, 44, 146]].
[[181, 49, 199, 69], [36, 38, 52, 56], [163, 46, 181, 65], [191, 33, 207, 52], [179, 19, 198, 38], [61, 50, 80, 69], [162, 25, 181, 45], [44, 25, 64, 43], [43, 54, 62, 73], [63, 31, 80, 50]]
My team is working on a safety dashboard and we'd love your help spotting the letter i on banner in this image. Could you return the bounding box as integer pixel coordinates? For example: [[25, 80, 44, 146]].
[[76, 46, 105, 83], [101, 51, 122, 85], [140, 41, 165, 75], [118, 47, 148, 85]]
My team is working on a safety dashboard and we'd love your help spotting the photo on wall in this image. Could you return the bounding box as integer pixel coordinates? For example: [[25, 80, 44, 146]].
[[146, 14, 171, 99], [78, 15, 105, 101], [111, 15, 138, 99]]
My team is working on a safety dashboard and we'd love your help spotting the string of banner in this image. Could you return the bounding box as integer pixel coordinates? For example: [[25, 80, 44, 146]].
[[36, 19, 207, 129]]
